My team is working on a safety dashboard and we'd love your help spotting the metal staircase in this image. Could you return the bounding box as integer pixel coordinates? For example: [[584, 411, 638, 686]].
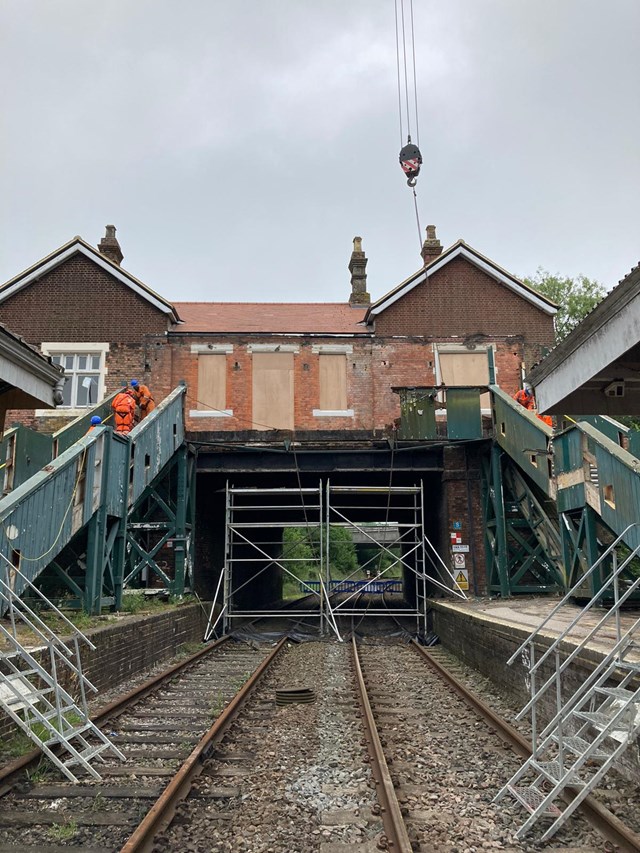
[[0, 561, 125, 781], [495, 522, 640, 841]]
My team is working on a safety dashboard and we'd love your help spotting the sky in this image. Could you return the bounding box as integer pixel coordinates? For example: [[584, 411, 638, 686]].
[[1, 0, 638, 304]]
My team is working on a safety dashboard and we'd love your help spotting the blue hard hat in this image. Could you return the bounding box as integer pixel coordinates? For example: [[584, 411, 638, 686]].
[[90, 416, 102, 425], [130, 379, 139, 387]]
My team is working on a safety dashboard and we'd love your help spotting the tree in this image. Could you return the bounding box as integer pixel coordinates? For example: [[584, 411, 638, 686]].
[[524, 269, 606, 342]]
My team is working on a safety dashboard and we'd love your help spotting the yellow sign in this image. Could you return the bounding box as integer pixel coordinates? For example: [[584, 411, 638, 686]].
[[454, 569, 469, 591]]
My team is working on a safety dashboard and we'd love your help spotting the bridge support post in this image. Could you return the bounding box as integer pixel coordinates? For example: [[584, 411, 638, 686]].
[[483, 444, 510, 597], [172, 445, 189, 598]]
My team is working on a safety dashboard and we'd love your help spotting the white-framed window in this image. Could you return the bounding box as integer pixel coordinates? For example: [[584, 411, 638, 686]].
[[41, 343, 109, 410]]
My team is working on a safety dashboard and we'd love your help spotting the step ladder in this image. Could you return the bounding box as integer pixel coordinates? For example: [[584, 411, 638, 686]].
[[0, 562, 125, 782], [495, 523, 640, 842]]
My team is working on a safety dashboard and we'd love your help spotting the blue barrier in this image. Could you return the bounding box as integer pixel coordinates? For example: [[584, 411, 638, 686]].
[[300, 579, 403, 594]]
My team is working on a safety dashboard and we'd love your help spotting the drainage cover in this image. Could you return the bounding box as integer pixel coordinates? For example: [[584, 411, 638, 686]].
[[275, 687, 316, 706]]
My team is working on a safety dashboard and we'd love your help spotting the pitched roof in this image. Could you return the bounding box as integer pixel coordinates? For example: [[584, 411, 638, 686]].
[[364, 240, 557, 322], [0, 237, 181, 323], [171, 302, 369, 334], [527, 261, 640, 414]]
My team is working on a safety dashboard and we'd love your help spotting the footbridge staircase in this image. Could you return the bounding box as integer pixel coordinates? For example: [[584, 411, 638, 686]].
[[0, 383, 193, 616], [487, 384, 640, 598]]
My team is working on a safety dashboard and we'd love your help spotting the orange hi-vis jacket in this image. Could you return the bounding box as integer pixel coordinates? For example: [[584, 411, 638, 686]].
[[513, 388, 535, 410], [133, 384, 156, 418], [112, 391, 136, 434]]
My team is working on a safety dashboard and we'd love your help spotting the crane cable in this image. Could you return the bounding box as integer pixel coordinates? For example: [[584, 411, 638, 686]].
[[395, 0, 423, 250]]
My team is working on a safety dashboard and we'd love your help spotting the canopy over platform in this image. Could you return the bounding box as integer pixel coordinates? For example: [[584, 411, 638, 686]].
[[528, 263, 640, 415]]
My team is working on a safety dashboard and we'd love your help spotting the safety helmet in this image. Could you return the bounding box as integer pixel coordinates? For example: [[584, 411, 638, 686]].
[[130, 379, 139, 387], [523, 383, 533, 395], [90, 416, 102, 425]]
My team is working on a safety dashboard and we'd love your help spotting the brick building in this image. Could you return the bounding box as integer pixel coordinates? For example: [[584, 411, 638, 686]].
[[0, 225, 556, 597], [0, 225, 555, 436]]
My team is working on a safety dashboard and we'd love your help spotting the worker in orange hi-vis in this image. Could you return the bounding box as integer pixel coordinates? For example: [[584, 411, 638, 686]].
[[513, 384, 535, 410], [86, 415, 102, 434], [130, 379, 156, 420], [111, 384, 136, 434]]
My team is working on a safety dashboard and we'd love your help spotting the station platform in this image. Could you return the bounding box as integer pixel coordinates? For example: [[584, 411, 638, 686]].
[[429, 596, 640, 710]]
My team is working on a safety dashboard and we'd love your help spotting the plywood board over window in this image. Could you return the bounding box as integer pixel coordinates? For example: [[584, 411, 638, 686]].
[[319, 354, 347, 411], [437, 347, 491, 408], [252, 352, 294, 430], [197, 354, 226, 411]]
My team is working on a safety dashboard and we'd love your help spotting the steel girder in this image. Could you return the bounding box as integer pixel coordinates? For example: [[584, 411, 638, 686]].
[[483, 444, 564, 595]]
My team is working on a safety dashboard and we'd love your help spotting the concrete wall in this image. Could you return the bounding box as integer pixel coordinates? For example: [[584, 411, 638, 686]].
[[431, 601, 640, 778], [0, 603, 208, 742]]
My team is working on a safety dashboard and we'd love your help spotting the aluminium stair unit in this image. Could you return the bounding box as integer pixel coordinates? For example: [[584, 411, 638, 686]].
[[495, 522, 640, 842], [0, 563, 125, 782]]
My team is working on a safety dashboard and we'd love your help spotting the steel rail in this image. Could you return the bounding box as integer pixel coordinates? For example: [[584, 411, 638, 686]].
[[0, 635, 229, 793], [120, 635, 288, 853], [351, 637, 412, 853], [412, 640, 640, 853]]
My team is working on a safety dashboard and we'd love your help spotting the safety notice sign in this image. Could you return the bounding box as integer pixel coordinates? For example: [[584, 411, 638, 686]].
[[454, 569, 469, 591], [452, 544, 469, 553], [453, 553, 466, 568]]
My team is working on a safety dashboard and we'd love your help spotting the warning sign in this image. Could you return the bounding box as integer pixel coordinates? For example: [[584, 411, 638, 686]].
[[452, 544, 469, 553], [454, 569, 469, 591], [453, 552, 466, 569]]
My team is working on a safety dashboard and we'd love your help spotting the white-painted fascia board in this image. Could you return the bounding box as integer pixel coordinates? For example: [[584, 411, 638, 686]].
[[0, 243, 175, 317], [535, 295, 640, 412], [368, 246, 556, 318]]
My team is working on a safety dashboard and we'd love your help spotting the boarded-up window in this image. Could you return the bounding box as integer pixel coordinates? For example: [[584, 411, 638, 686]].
[[252, 352, 294, 430], [197, 354, 226, 411], [437, 348, 490, 407], [319, 355, 347, 411]]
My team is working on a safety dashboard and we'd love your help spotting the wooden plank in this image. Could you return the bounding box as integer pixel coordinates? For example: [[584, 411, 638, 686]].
[[319, 355, 347, 410], [0, 809, 137, 826], [197, 354, 226, 411], [16, 784, 163, 799], [252, 352, 293, 430]]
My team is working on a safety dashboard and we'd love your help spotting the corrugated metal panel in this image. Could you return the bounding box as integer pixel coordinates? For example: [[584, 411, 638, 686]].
[[0, 439, 99, 601], [128, 386, 185, 507], [397, 389, 437, 440], [447, 389, 482, 440], [0, 426, 52, 492], [574, 414, 627, 445], [52, 391, 118, 457], [491, 385, 553, 496], [105, 433, 130, 517], [554, 429, 583, 475], [587, 427, 640, 551]]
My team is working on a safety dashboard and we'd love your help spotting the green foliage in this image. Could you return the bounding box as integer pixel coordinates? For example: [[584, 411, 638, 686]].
[[48, 821, 77, 841], [524, 268, 606, 342]]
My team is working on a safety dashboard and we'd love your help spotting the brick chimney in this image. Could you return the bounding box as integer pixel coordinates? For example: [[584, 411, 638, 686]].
[[420, 224, 442, 266], [98, 224, 124, 266], [349, 236, 370, 306]]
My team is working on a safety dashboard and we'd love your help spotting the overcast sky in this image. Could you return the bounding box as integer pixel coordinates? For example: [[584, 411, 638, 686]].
[[1, 1, 638, 304]]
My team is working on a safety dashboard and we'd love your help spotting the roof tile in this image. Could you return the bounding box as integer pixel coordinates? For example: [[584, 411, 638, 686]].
[[171, 302, 369, 333]]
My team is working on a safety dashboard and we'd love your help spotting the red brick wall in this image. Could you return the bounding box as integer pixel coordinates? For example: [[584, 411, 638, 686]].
[[167, 336, 528, 436], [0, 253, 170, 431], [373, 256, 555, 368], [0, 254, 169, 343]]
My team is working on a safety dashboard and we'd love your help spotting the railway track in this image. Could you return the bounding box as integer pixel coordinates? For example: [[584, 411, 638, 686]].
[[1, 631, 639, 851], [0, 637, 280, 852]]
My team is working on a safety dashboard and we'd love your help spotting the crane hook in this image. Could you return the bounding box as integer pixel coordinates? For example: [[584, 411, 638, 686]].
[[399, 137, 422, 187]]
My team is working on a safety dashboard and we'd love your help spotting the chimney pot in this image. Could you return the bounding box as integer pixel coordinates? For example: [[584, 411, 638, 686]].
[[349, 236, 370, 306], [421, 224, 442, 266], [98, 224, 124, 266]]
